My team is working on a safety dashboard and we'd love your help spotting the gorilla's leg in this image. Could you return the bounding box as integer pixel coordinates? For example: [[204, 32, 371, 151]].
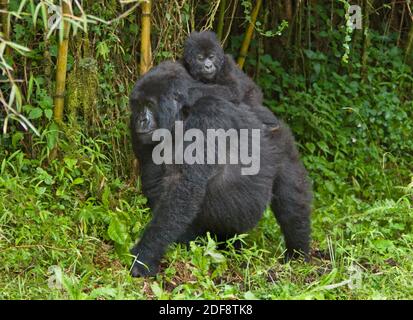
[[216, 235, 243, 251], [176, 224, 203, 245], [130, 164, 212, 277], [271, 160, 312, 261]]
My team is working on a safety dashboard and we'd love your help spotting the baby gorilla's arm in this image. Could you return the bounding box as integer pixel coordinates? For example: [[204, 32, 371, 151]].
[[186, 83, 241, 106]]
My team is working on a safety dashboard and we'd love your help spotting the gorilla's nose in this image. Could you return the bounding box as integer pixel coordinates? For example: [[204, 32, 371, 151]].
[[139, 114, 150, 128], [136, 107, 155, 133], [139, 116, 148, 125]]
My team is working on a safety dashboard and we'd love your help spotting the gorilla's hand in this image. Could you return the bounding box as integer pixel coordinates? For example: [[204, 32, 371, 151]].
[[130, 244, 159, 277]]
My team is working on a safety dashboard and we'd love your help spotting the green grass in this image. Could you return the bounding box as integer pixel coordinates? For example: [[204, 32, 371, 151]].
[[0, 142, 412, 300]]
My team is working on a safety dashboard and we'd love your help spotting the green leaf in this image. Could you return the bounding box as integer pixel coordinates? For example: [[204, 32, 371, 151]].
[[47, 122, 59, 150], [244, 291, 258, 300], [317, 141, 330, 154], [108, 217, 128, 245], [89, 287, 117, 299], [206, 250, 226, 263], [44, 109, 53, 120], [306, 142, 316, 154], [63, 158, 78, 170], [102, 185, 111, 207], [372, 239, 394, 253], [12, 132, 24, 148], [96, 41, 110, 60], [72, 178, 84, 185], [314, 63, 321, 75], [29, 107, 43, 119], [27, 73, 34, 102], [150, 282, 164, 299]]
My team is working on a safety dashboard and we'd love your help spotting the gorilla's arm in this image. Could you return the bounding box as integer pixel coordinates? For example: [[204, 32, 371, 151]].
[[250, 104, 280, 128], [222, 54, 263, 107], [130, 163, 212, 277]]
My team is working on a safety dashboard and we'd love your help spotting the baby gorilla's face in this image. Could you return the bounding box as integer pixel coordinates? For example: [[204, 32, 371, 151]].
[[194, 51, 218, 80], [183, 31, 225, 83]]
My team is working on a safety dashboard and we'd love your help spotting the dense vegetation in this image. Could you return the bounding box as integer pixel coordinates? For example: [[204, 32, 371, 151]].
[[0, 0, 412, 299]]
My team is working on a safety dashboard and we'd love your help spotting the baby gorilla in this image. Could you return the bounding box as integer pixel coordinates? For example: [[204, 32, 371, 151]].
[[182, 31, 278, 129], [129, 61, 312, 277]]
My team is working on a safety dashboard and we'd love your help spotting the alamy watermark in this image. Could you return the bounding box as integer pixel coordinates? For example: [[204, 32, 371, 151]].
[[47, 0, 77, 30], [47, 265, 63, 289], [48, 4, 62, 29], [348, 5, 362, 30], [320, 265, 363, 291], [150, 121, 261, 176]]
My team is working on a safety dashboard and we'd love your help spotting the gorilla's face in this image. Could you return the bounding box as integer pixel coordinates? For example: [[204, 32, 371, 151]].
[[130, 94, 183, 144], [194, 52, 217, 80], [183, 31, 225, 83], [130, 71, 186, 144], [131, 98, 157, 135]]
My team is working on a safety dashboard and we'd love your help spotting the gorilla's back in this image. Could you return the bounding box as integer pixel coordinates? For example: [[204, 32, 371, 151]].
[[188, 98, 278, 236]]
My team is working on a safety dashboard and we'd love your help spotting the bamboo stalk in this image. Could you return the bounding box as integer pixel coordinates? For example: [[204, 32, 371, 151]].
[[222, 0, 238, 47], [140, 0, 152, 75], [53, 0, 72, 124], [361, 0, 371, 82], [133, 0, 152, 178], [0, 0, 9, 55], [286, 0, 302, 50], [406, 22, 413, 65], [294, 0, 303, 73], [217, 0, 226, 41], [237, 0, 262, 69], [397, 2, 405, 47], [284, 0, 292, 21], [0, 0, 8, 39], [42, 3, 52, 95]]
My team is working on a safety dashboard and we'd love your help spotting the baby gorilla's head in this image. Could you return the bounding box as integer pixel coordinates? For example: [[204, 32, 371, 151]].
[[183, 31, 225, 83]]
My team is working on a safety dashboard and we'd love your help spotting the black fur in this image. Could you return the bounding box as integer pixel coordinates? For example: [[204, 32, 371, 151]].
[[182, 31, 277, 127], [129, 61, 312, 277]]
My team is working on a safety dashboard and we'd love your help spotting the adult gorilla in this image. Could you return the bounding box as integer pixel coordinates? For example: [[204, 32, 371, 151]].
[[129, 61, 311, 277]]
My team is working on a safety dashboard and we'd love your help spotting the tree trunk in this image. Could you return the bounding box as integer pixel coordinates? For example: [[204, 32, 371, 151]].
[[134, 0, 153, 179], [238, 0, 262, 69], [284, 0, 293, 21], [140, 0, 152, 75], [217, 0, 226, 41], [53, 0, 72, 123], [361, 0, 371, 82], [405, 20, 413, 66], [0, 0, 9, 55]]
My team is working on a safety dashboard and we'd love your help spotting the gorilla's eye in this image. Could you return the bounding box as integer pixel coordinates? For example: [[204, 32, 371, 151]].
[[196, 54, 204, 61], [208, 54, 215, 60], [142, 102, 152, 110], [141, 99, 155, 109]]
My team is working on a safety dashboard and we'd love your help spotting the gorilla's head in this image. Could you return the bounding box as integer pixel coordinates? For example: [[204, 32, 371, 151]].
[[183, 31, 225, 82], [129, 62, 190, 144]]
